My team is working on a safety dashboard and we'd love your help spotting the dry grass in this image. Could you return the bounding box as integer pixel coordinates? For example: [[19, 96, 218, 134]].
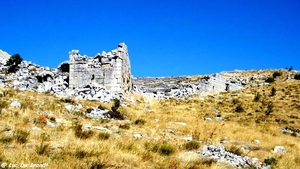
[[0, 70, 299, 168]]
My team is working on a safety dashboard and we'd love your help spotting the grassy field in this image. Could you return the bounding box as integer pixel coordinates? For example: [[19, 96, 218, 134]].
[[0, 70, 299, 169]]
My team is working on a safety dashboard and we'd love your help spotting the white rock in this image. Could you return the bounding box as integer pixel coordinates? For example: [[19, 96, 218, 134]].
[[65, 104, 73, 111], [175, 122, 187, 126], [92, 126, 113, 134], [46, 120, 57, 128], [10, 100, 21, 108], [273, 146, 286, 153], [32, 126, 42, 131], [133, 133, 142, 139]]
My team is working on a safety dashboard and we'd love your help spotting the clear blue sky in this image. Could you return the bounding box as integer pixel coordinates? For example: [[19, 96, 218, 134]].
[[1, 0, 299, 77]]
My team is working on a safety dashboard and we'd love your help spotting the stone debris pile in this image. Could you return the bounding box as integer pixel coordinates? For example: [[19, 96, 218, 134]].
[[201, 145, 268, 169]]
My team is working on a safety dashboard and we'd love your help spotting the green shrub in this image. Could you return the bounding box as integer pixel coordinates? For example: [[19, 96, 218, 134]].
[[235, 104, 244, 113], [108, 99, 124, 120], [152, 143, 175, 156], [119, 123, 130, 129], [74, 123, 94, 139], [6, 54, 23, 73], [254, 92, 261, 102], [270, 87, 276, 96], [272, 71, 282, 78], [14, 130, 30, 144], [90, 161, 105, 169], [264, 157, 278, 165], [98, 132, 110, 140], [98, 105, 106, 110], [36, 141, 50, 155], [265, 77, 275, 83], [75, 150, 88, 159], [265, 102, 274, 116], [294, 73, 300, 80], [134, 119, 146, 125], [184, 140, 200, 150]]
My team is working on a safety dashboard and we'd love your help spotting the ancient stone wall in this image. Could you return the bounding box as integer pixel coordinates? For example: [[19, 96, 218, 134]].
[[68, 43, 132, 93]]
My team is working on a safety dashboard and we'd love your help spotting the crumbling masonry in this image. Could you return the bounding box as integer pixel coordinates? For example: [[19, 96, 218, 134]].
[[68, 43, 132, 93]]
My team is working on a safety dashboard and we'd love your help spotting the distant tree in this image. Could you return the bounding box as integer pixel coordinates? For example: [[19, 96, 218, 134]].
[[6, 54, 23, 73], [288, 66, 293, 71]]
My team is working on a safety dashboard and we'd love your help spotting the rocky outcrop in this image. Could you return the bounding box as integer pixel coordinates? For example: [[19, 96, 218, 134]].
[[132, 73, 245, 99]]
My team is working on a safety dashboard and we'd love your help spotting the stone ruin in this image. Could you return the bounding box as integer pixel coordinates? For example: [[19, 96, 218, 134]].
[[68, 43, 132, 93]]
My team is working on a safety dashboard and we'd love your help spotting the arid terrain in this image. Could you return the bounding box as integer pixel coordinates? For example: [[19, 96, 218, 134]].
[[0, 69, 299, 169]]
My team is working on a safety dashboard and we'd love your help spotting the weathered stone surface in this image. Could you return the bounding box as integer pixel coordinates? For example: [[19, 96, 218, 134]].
[[68, 43, 132, 93]]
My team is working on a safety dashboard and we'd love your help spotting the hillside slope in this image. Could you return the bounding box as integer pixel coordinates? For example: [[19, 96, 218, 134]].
[[0, 70, 299, 169]]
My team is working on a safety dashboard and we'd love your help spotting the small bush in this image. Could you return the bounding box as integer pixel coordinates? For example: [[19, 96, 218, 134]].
[[6, 54, 23, 73], [265, 77, 275, 83], [254, 92, 261, 102], [134, 119, 146, 125], [90, 161, 105, 169], [98, 132, 110, 140], [294, 73, 300, 80], [97, 105, 106, 110], [235, 104, 244, 113], [86, 108, 93, 114], [272, 71, 282, 78], [36, 141, 50, 155], [75, 150, 88, 159], [184, 140, 200, 150], [119, 123, 130, 129], [270, 87, 276, 97], [60, 98, 75, 104], [265, 102, 274, 116], [152, 143, 175, 156], [74, 123, 94, 139], [264, 157, 278, 165], [14, 130, 30, 144]]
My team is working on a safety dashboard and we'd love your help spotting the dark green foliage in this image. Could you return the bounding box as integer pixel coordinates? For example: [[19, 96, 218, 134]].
[[184, 140, 200, 150], [232, 99, 240, 105], [97, 105, 106, 110], [90, 161, 105, 169], [49, 117, 56, 122], [265, 102, 274, 116], [265, 77, 275, 83], [272, 71, 282, 78], [86, 108, 93, 114], [254, 92, 261, 102], [6, 54, 23, 73], [60, 98, 75, 104], [264, 157, 278, 165], [288, 66, 293, 71], [75, 150, 88, 159], [134, 119, 146, 125], [98, 132, 110, 140], [235, 104, 244, 113], [14, 130, 30, 144], [294, 73, 300, 80], [108, 99, 124, 120], [152, 143, 175, 156], [36, 141, 50, 155], [119, 123, 130, 129], [74, 123, 94, 139], [111, 98, 120, 112], [270, 87, 276, 97]]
